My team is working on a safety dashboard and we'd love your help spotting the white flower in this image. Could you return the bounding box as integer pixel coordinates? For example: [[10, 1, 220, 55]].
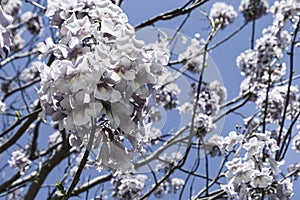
[[0, 6, 13, 59], [250, 168, 273, 188], [0, 100, 6, 113], [178, 38, 205, 73], [225, 158, 243, 178], [171, 178, 185, 192], [223, 131, 244, 152], [8, 150, 31, 175], [243, 137, 265, 159], [111, 172, 147, 199], [209, 2, 237, 29]]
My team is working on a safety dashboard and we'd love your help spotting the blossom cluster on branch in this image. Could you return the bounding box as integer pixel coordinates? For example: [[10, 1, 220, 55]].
[[37, 0, 169, 170]]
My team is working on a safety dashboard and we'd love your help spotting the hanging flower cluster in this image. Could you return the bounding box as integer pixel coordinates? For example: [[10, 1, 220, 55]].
[[178, 81, 227, 137], [237, 25, 290, 100], [38, 0, 169, 170], [237, 0, 300, 124], [219, 131, 293, 199]]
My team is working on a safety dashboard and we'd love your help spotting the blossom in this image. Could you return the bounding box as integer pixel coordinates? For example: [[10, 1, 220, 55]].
[[8, 150, 31, 175], [0, 100, 6, 113], [155, 83, 180, 110], [243, 137, 265, 159], [142, 123, 161, 146], [250, 168, 273, 188], [178, 38, 206, 73], [111, 172, 147, 199], [171, 178, 185, 193], [21, 62, 40, 81], [0, 0, 22, 17], [204, 134, 224, 156], [223, 131, 244, 152], [38, 0, 170, 171], [209, 2, 237, 29], [20, 11, 43, 35], [239, 0, 269, 22], [194, 113, 215, 137], [0, 6, 13, 59], [256, 85, 300, 123], [292, 133, 300, 153]]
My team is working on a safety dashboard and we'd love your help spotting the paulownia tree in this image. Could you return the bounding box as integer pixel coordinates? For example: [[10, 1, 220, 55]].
[[0, 0, 300, 199]]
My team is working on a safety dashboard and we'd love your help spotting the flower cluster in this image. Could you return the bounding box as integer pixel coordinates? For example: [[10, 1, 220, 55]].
[[204, 131, 244, 157], [154, 177, 185, 198], [156, 152, 183, 173], [0, 6, 13, 59], [38, 0, 169, 170], [237, 24, 291, 101], [221, 131, 292, 199], [209, 2, 237, 29], [8, 149, 31, 175], [111, 171, 147, 199], [155, 83, 180, 110], [271, 0, 300, 28], [292, 133, 300, 153], [178, 81, 227, 137], [178, 37, 206, 73], [239, 0, 269, 22], [256, 85, 300, 123], [21, 62, 40, 81]]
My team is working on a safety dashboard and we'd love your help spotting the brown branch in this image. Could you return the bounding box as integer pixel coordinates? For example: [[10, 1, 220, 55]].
[[0, 105, 41, 154], [23, 132, 71, 200], [0, 172, 21, 193], [135, 0, 209, 30]]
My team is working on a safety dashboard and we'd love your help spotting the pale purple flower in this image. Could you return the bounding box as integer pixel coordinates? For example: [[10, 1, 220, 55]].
[[275, 178, 294, 199], [155, 83, 180, 110], [194, 113, 215, 137], [225, 158, 244, 178], [243, 137, 265, 159], [142, 123, 161, 146], [39, 0, 170, 171], [21, 62, 40, 81], [223, 131, 244, 152], [209, 80, 227, 104], [236, 49, 258, 76], [250, 168, 273, 188], [209, 2, 237, 29]]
